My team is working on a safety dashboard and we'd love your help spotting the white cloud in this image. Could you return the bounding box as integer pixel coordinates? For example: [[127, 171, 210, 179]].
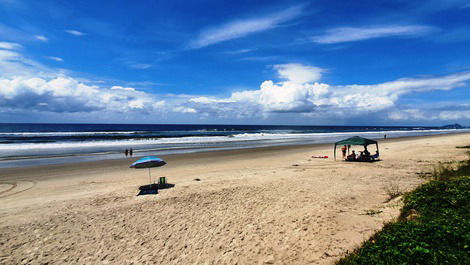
[[35, 35, 48, 42], [189, 97, 230, 104], [184, 64, 470, 121], [234, 80, 330, 113], [225, 48, 254, 55], [0, 42, 468, 124], [189, 5, 303, 48], [129, 63, 152, 69], [311, 25, 435, 44], [0, 45, 54, 77], [153, 100, 165, 108], [389, 108, 470, 121], [44, 56, 64, 62], [0, 49, 20, 60], [389, 109, 428, 120], [0, 41, 22, 50], [438, 110, 470, 120], [173, 106, 197, 113], [65, 29, 86, 36], [239, 55, 280, 62], [0, 76, 164, 113], [0, 45, 167, 115], [273, 63, 323, 83], [110, 85, 135, 91]]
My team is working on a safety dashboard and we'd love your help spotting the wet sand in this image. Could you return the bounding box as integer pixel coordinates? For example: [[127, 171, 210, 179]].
[[1, 133, 469, 264]]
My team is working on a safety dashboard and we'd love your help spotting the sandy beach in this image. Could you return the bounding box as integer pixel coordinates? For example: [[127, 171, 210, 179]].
[[0, 133, 469, 265]]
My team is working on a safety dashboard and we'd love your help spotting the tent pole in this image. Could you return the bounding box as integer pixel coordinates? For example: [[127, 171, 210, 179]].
[[148, 168, 151, 184], [334, 144, 336, 160], [376, 143, 379, 154]]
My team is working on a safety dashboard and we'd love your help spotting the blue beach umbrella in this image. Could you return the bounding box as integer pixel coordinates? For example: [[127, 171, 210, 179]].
[[130, 156, 166, 183]]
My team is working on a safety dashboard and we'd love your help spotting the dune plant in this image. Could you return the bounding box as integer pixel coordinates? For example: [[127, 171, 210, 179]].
[[337, 154, 470, 265]]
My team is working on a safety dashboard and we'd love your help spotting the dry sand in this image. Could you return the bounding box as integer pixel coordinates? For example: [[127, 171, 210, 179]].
[[0, 133, 469, 265]]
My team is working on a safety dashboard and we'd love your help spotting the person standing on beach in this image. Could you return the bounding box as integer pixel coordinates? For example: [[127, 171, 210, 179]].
[[341, 145, 347, 159], [124, 149, 129, 157], [129, 148, 133, 157]]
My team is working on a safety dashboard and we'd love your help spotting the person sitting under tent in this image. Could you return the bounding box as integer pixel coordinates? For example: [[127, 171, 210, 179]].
[[364, 147, 370, 160], [358, 151, 365, 161], [346, 150, 356, 161], [334, 136, 380, 162]]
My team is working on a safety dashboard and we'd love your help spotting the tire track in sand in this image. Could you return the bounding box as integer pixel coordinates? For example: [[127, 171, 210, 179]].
[[0, 180, 36, 198]]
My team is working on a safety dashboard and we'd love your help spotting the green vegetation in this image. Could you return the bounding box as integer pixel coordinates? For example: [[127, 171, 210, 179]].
[[383, 179, 403, 202], [338, 156, 470, 265], [361, 209, 383, 216]]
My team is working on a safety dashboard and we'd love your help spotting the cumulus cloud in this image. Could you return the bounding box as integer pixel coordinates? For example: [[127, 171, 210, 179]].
[[183, 64, 470, 121], [181, 64, 327, 116], [0, 40, 468, 124], [189, 5, 303, 48], [273, 63, 323, 83], [0, 76, 164, 113], [173, 106, 197, 113], [0, 42, 168, 116], [311, 25, 435, 44], [231, 81, 329, 113]]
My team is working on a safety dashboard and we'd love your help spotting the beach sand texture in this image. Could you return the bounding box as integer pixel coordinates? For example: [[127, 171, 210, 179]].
[[1, 133, 469, 265]]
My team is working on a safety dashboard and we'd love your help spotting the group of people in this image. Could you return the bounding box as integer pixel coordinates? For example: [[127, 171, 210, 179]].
[[341, 145, 379, 162], [124, 148, 134, 157]]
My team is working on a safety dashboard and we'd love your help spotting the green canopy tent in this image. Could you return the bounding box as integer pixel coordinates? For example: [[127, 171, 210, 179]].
[[334, 136, 379, 160]]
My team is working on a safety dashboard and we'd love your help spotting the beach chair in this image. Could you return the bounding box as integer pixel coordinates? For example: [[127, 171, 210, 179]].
[[371, 153, 380, 161]]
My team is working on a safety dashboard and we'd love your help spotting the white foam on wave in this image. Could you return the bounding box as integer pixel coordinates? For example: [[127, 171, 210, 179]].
[[0, 131, 146, 136], [0, 128, 468, 153]]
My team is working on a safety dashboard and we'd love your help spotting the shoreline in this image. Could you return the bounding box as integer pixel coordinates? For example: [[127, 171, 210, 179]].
[[1, 131, 468, 171]]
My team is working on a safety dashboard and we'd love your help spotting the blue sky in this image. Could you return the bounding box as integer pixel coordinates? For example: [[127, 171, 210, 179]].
[[0, 0, 469, 125]]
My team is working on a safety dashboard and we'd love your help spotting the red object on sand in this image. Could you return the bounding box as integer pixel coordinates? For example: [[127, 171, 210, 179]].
[[312, 156, 328, 158]]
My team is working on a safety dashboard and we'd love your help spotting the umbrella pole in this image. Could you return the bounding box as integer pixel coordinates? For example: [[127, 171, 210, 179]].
[[148, 168, 151, 184]]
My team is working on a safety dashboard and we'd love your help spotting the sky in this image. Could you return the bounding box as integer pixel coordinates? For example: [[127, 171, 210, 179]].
[[0, 0, 469, 126]]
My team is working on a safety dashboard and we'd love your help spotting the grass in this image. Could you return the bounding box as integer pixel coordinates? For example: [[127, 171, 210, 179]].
[[361, 209, 383, 216], [431, 159, 470, 181], [383, 178, 403, 202], [337, 155, 470, 265]]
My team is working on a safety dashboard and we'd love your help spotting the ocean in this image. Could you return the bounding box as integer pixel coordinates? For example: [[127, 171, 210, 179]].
[[0, 123, 468, 168]]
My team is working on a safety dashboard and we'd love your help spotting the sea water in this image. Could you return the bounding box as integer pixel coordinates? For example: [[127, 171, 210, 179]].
[[0, 123, 468, 168]]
